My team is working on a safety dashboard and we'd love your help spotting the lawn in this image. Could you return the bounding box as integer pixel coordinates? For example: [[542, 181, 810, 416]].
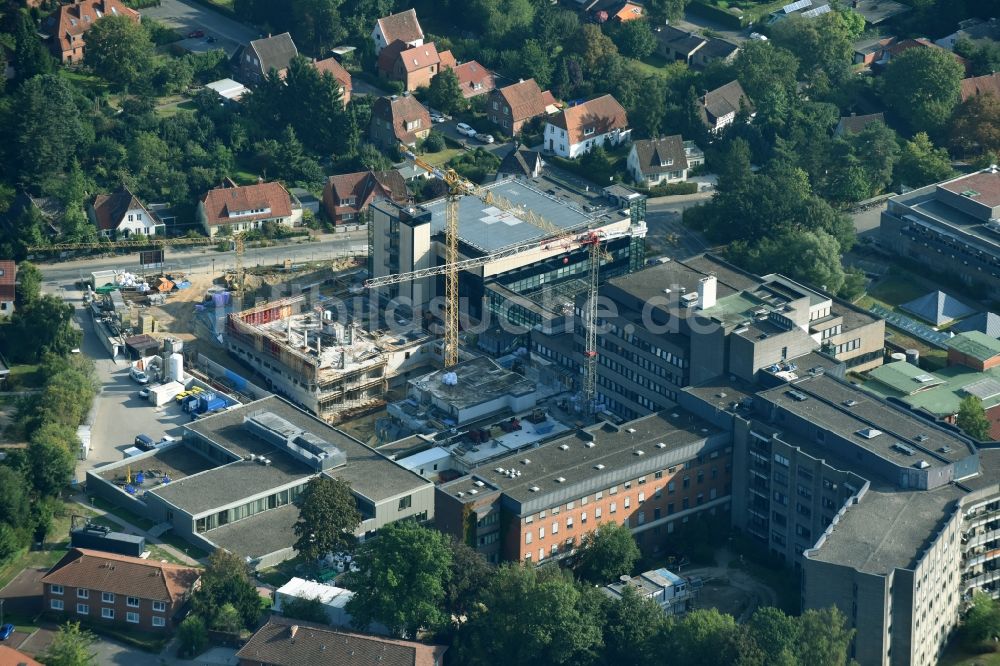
[[941, 641, 1000, 666], [147, 543, 193, 566], [88, 496, 156, 531], [59, 69, 109, 97], [420, 147, 464, 168], [158, 532, 209, 561], [7, 364, 42, 390], [865, 273, 928, 310]]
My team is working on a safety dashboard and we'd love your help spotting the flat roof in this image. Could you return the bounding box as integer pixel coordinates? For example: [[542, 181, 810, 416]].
[[808, 484, 964, 574], [864, 361, 1000, 415], [95, 444, 219, 486], [419, 179, 606, 254], [948, 331, 1000, 361], [939, 170, 1000, 209], [889, 177, 1000, 254], [181, 396, 429, 503], [758, 374, 975, 467], [202, 502, 299, 559], [441, 410, 722, 507], [409, 357, 536, 411]]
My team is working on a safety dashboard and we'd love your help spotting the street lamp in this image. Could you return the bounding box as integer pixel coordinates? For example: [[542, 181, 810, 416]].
[[212, 259, 216, 281]]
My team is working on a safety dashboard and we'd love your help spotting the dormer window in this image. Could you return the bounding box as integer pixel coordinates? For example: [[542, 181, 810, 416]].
[[660, 158, 673, 167], [584, 127, 595, 136]]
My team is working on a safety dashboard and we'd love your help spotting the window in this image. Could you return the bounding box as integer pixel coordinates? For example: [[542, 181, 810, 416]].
[[127, 612, 139, 624], [127, 596, 140, 608], [567, 517, 573, 529], [525, 532, 533, 544], [667, 481, 676, 494], [102, 592, 114, 603], [584, 127, 595, 136], [581, 512, 588, 524], [655, 471, 663, 480], [152, 616, 165, 627], [552, 521, 559, 534], [683, 476, 690, 489], [102, 608, 115, 619], [610, 486, 618, 495], [77, 603, 89, 614], [152, 601, 166, 613], [596, 491, 603, 500], [638, 492, 645, 503], [595, 507, 602, 519], [610, 502, 617, 514], [51, 584, 64, 595], [624, 481, 632, 489], [398, 495, 412, 511], [624, 497, 631, 509], [51, 599, 64, 611], [774, 453, 790, 467], [539, 527, 545, 539]]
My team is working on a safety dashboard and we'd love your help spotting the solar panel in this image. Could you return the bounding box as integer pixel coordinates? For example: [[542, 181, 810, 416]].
[[801, 4, 831, 17], [782, 0, 812, 12]]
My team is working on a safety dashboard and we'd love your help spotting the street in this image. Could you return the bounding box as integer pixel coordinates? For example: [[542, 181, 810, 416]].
[[141, 0, 258, 57], [645, 194, 714, 260]]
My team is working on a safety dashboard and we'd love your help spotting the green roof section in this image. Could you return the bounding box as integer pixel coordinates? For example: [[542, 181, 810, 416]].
[[947, 331, 1000, 362], [862, 360, 1000, 417], [700, 291, 768, 327]]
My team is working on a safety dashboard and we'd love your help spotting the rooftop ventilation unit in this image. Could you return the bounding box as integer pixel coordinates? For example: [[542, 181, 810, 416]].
[[585, 441, 595, 448], [243, 412, 346, 471], [559, 444, 570, 451], [843, 400, 858, 407], [555, 477, 566, 483], [521, 458, 531, 465], [915, 434, 929, 442], [594, 464, 605, 470], [474, 480, 485, 487], [939, 446, 952, 453], [892, 442, 916, 456], [857, 428, 882, 439], [785, 390, 809, 402], [529, 486, 540, 492], [656, 442, 666, 449], [915, 460, 931, 469], [634, 450, 645, 456], [627, 428, 637, 434], [468, 488, 478, 495]]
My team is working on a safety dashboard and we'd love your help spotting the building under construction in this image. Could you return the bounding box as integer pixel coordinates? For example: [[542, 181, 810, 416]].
[[226, 296, 435, 420]]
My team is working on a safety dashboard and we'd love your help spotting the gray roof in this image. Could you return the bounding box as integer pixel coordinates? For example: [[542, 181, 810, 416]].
[[177, 396, 430, 505], [757, 374, 976, 467], [498, 147, 543, 178], [203, 502, 299, 559], [807, 484, 963, 574], [250, 32, 298, 75], [901, 290, 976, 326], [409, 357, 535, 411], [835, 112, 885, 136], [700, 37, 739, 60], [632, 136, 688, 177], [700, 80, 753, 125], [852, 0, 910, 24], [441, 410, 724, 510], [419, 178, 601, 254], [952, 311, 1000, 338]]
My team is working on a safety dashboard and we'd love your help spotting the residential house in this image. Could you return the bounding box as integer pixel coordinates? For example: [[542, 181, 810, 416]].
[[41, 548, 200, 633], [0, 261, 15, 319], [684, 140, 705, 168], [47, 0, 140, 63], [377, 40, 440, 92], [700, 80, 754, 133], [312, 57, 352, 105], [936, 17, 1000, 50], [880, 38, 968, 73], [322, 170, 408, 224], [371, 8, 424, 55], [496, 146, 544, 181], [197, 180, 301, 238], [834, 112, 885, 136], [88, 187, 164, 239], [369, 94, 431, 150], [852, 35, 896, 66], [768, 0, 833, 23], [849, 0, 911, 26], [655, 26, 740, 68], [544, 94, 630, 159], [439, 52, 495, 99], [628, 135, 690, 186], [233, 33, 298, 87], [236, 616, 448, 666], [612, 1, 644, 21], [487, 79, 558, 136], [960, 72, 1000, 102]]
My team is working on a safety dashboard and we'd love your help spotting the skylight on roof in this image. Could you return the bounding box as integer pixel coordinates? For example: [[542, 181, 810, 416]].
[[857, 428, 883, 439], [914, 374, 936, 383]]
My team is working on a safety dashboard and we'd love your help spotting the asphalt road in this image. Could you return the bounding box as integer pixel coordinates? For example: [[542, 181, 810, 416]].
[[141, 0, 257, 57], [36, 232, 367, 288], [645, 195, 714, 260]]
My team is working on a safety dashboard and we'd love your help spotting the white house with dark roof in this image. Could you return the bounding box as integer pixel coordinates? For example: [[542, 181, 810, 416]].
[[371, 8, 423, 55], [87, 187, 163, 239], [700, 80, 754, 133], [233, 32, 298, 86], [627, 136, 690, 186]]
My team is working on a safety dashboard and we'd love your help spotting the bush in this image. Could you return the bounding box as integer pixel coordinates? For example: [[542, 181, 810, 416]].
[[646, 181, 699, 196], [178, 615, 208, 658], [422, 131, 446, 153]]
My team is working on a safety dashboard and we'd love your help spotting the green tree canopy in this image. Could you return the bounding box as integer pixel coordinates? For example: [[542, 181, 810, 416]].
[[882, 46, 964, 133], [445, 539, 494, 617], [177, 614, 208, 658], [958, 395, 992, 441], [15, 261, 42, 308], [574, 521, 641, 584], [41, 622, 96, 666], [192, 549, 263, 630], [963, 591, 1000, 645], [13, 75, 87, 185], [951, 92, 1000, 158], [611, 19, 657, 60], [602, 585, 669, 665], [895, 132, 954, 189], [13, 10, 54, 82], [84, 14, 155, 90], [27, 422, 77, 496], [293, 476, 361, 562], [424, 67, 467, 116], [4, 295, 81, 363], [0, 466, 32, 532], [345, 521, 452, 638], [280, 595, 330, 624], [794, 607, 855, 666]]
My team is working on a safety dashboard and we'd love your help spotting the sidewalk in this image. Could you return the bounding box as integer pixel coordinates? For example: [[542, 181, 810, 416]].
[[71, 495, 201, 567]]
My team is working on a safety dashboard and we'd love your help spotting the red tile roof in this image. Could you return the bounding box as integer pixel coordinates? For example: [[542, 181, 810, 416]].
[[200, 182, 293, 227], [53, 0, 139, 57], [376, 9, 424, 47], [451, 60, 495, 98], [312, 57, 352, 93], [325, 170, 407, 217], [549, 94, 628, 146], [0, 261, 15, 303], [397, 41, 440, 73], [961, 72, 1000, 102], [372, 95, 431, 146], [495, 79, 555, 124], [377, 40, 407, 77], [42, 548, 200, 604], [438, 49, 457, 70], [614, 1, 644, 21]]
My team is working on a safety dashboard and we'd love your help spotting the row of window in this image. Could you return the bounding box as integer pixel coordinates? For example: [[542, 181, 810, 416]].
[[50, 600, 164, 626], [51, 586, 165, 612]]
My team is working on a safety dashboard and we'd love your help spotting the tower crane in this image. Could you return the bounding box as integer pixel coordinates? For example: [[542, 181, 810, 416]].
[[368, 148, 620, 414]]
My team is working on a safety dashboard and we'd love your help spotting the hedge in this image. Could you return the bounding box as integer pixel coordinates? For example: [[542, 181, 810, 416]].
[[688, 0, 747, 29]]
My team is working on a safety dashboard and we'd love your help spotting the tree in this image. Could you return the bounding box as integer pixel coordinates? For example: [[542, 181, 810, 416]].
[[424, 68, 467, 116], [794, 607, 855, 666], [445, 540, 493, 617], [670, 608, 743, 666], [177, 615, 208, 658], [849, 121, 900, 196], [4, 295, 81, 363], [281, 595, 329, 624], [13, 261, 41, 309], [0, 523, 24, 563], [574, 522, 640, 584], [41, 622, 96, 666], [732, 229, 849, 295], [454, 565, 603, 666], [192, 549, 263, 630], [422, 131, 446, 153], [747, 607, 799, 666], [27, 423, 77, 496], [963, 591, 1000, 645], [446, 148, 501, 185], [293, 476, 361, 563], [84, 15, 154, 90], [0, 467, 31, 531], [13, 10, 53, 81], [896, 132, 954, 189], [951, 93, 1000, 157], [882, 47, 964, 133], [345, 521, 452, 637], [612, 20, 657, 60], [602, 585, 669, 665], [954, 37, 1000, 77], [958, 395, 992, 441], [645, 0, 688, 22], [13, 75, 86, 184], [576, 24, 619, 71], [212, 603, 243, 634]]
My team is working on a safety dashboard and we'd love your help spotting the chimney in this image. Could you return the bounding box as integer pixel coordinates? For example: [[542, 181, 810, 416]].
[[698, 274, 717, 310], [290, 625, 299, 638]]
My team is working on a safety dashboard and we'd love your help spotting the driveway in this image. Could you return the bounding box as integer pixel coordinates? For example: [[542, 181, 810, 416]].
[[0, 568, 46, 616], [645, 195, 715, 260], [142, 0, 257, 57], [435, 119, 510, 155]]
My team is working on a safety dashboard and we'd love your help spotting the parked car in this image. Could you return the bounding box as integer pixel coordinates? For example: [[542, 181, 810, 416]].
[[0, 624, 13, 641], [429, 112, 446, 123], [188, 29, 205, 38], [129, 368, 149, 385], [475, 132, 495, 144], [749, 32, 768, 41], [138, 388, 150, 399], [134, 434, 156, 451], [456, 122, 475, 137]]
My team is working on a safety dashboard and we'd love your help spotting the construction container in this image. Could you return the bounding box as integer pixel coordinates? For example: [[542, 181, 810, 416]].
[[71, 525, 145, 557]]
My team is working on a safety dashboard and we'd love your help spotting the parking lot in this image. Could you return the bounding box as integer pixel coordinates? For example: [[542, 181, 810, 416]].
[[141, 0, 258, 57]]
